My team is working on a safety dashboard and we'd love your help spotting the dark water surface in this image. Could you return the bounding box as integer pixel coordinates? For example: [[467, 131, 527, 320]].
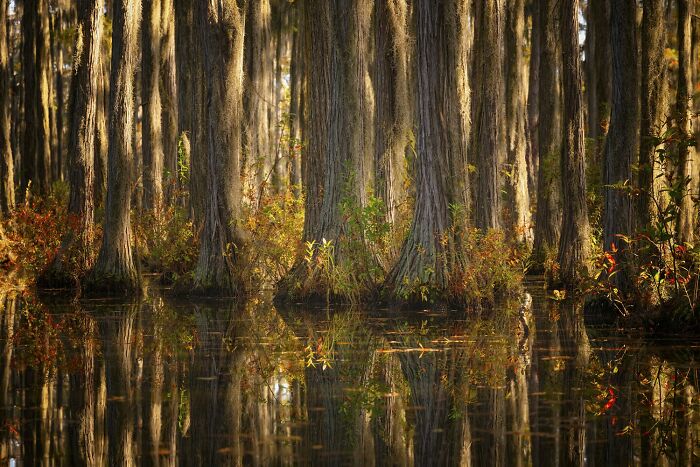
[[0, 279, 698, 466]]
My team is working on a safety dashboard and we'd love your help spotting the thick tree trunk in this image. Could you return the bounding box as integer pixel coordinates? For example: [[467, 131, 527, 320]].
[[40, 0, 103, 285], [142, 0, 163, 211], [638, 0, 666, 233], [384, 0, 468, 303], [531, 0, 561, 266], [0, 0, 13, 215], [21, 0, 38, 195], [51, 8, 64, 182], [558, 0, 591, 287], [90, 0, 142, 293], [373, 0, 410, 224], [472, 0, 505, 231], [192, 0, 247, 295], [676, 0, 696, 244], [243, 0, 273, 199], [160, 0, 178, 199], [505, 0, 532, 246], [36, 0, 52, 194], [603, 0, 639, 286]]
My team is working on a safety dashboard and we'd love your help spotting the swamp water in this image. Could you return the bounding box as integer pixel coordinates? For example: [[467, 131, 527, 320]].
[[0, 279, 698, 466]]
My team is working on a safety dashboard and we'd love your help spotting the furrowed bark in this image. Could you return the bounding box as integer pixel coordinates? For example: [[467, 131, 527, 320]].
[[0, 0, 14, 215], [558, 0, 591, 286], [192, 0, 247, 295], [90, 0, 142, 294], [40, 0, 103, 286]]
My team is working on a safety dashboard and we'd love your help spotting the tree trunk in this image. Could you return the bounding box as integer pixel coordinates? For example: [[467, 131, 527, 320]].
[[287, 3, 303, 193], [142, 0, 163, 211], [526, 0, 540, 199], [472, 0, 505, 231], [505, 0, 532, 245], [243, 0, 273, 200], [21, 0, 38, 195], [373, 0, 410, 224], [384, 0, 468, 303], [603, 0, 639, 286], [94, 45, 109, 209], [589, 0, 612, 148], [558, 0, 591, 287], [36, 0, 52, 194], [0, 0, 14, 215], [51, 8, 65, 182], [40, 0, 103, 285], [90, 0, 142, 293], [638, 0, 666, 233], [192, 0, 247, 295], [676, 0, 696, 244], [160, 0, 178, 199], [531, 0, 562, 266]]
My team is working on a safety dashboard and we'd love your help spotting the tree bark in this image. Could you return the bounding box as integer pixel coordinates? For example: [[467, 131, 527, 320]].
[[676, 0, 696, 244], [603, 0, 639, 287], [472, 0, 505, 231], [526, 0, 540, 199], [21, 0, 38, 195], [373, 0, 411, 224], [243, 0, 273, 199], [558, 0, 591, 286], [287, 3, 303, 193], [40, 0, 103, 285], [638, 0, 666, 233], [532, 0, 561, 265], [160, 0, 178, 199], [192, 0, 247, 295], [95, 44, 109, 209], [0, 0, 14, 215], [589, 0, 612, 147], [384, 0, 468, 303], [142, 0, 164, 211], [36, 0, 52, 194], [505, 0, 532, 245], [90, 0, 142, 293]]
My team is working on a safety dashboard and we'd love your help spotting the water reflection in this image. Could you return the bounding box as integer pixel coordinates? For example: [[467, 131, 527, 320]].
[[0, 284, 698, 466]]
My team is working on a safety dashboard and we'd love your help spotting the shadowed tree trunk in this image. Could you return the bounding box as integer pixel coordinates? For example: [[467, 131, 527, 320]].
[[51, 7, 64, 182], [384, 0, 469, 303], [676, 0, 696, 244], [505, 0, 532, 245], [588, 0, 612, 146], [68, 314, 97, 466], [160, 0, 178, 199], [40, 0, 103, 285], [603, 0, 639, 287], [0, 0, 13, 215], [472, 0, 505, 231], [192, 0, 247, 295], [21, 0, 38, 195], [638, 0, 666, 238], [287, 3, 303, 193], [532, 0, 561, 266], [90, 0, 142, 293], [278, 0, 375, 301], [373, 0, 411, 224], [142, 0, 164, 211], [558, 0, 591, 287]]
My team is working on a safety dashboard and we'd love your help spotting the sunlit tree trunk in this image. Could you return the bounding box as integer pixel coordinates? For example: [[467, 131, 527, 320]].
[[0, 0, 13, 215], [558, 0, 591, 287], [243, 0, 273, 199], [372, 0, 411, 224], [638, 0, 666, 246], [505, 0, 532, 245], [384, 0, 468, 303], [142, 0, 163, 211], [472, 0, 505, 231], [192, 0, 247, 295], [51, 7, 64, 182], [41, 0, 103, 284], [603, 0, 639, 287], [90, 0, 142, 293], [94, 42, 109, 209], [526, 2, 540, 197], [35, 0, 52, 194], [532, 0, 561, 266], [160, 0, 178, 200], [676, 0, 696, 244]]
